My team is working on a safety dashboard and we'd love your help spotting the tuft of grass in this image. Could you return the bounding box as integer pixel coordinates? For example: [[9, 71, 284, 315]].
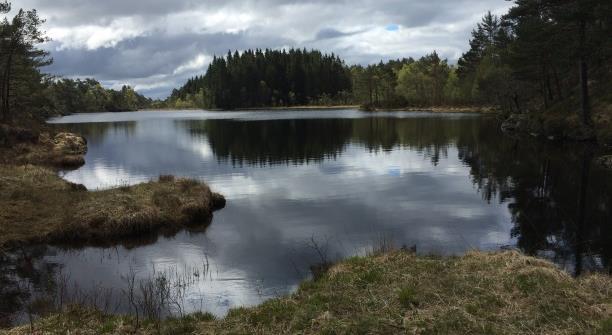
[[0, 164, 225, 248], [600, 317, 612, 335], [398, 285, 419, 308], [4, 251, 610, 335]]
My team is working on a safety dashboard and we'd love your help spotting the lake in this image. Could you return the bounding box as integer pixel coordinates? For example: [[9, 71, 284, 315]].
[[1, 109, 610, 327]]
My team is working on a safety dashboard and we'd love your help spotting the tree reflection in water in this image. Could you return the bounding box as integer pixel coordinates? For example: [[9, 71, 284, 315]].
[[1, 114, 609, 327]]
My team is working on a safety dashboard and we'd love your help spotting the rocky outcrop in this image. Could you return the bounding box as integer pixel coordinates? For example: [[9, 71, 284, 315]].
[[500, 114, 529, 133], [596, 155, 612, 170]]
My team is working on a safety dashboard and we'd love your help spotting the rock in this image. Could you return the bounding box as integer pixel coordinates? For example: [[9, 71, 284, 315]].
[[359, 103, 377, 112], [53, 132, 88, 155], [500, 114, 528, 133], [596, 155, 612, 170]]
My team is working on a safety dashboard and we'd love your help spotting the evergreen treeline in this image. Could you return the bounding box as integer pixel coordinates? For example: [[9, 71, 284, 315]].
[[456, 1, 611, 139], [0, 1, 150, 122], [2, 0, 611, 142], [46, 79, 151, 114], [168, 0, 612, 142], [168, 49, 352, 109]]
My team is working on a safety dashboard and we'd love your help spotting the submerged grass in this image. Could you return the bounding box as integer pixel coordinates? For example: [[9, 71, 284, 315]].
[[3, 251, 610, 334], [0, 164, 225, 248]]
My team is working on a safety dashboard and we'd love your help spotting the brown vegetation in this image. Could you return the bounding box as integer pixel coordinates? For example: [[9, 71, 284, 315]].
[[0, 125, 88, 168], [2, 251, 610, 334], [0, 165, 225, 248], [0, 128, 224, 249]]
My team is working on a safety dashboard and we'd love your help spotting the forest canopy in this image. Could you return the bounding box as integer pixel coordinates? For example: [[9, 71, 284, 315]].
[[168, 49, 352, 109], [1, 0, 611, 144], [0, 1, 150, 121], [167, 0, 611, 130]]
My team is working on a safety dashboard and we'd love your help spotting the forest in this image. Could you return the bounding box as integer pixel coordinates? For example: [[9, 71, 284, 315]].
[[168, 49, 352, 109], [0, 1, 150, 122], [163, 0, 611, 142], [1, 0, 611, 142]]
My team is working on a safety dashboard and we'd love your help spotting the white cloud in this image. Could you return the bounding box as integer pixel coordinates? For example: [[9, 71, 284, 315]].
[[173, 54, 213, 75], [47, 17, 149, 50], [7, 0, 513, 98]]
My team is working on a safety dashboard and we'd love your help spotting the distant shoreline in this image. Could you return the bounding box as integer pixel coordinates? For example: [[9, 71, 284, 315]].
[[140, 105, 498, 114], [369, 106, 499, 114], [235, 105, 360, 111]]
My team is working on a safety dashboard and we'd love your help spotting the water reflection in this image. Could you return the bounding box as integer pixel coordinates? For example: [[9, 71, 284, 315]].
[[1, 110, 610, 327]]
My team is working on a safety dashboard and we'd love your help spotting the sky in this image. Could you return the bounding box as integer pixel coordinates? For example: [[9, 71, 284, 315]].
[[9, 0, 512, 98]]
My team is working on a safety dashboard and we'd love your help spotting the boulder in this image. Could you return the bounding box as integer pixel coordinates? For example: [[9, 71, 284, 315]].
[[500, 114, 528, 133], [596, 155, 612, 170]]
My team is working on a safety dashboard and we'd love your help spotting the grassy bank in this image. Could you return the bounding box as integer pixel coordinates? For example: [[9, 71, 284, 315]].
[[0, 165, 225, 248], [3, 251, 610, 334], [0, 126, 225, 249]]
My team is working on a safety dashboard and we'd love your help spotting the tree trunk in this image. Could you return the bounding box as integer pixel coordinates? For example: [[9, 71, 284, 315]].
[[3, 54, 12, 122], [513, 92, 521, 114], [1, 55, 11, 122], [0, 68, 3, 121], [578, 19, 591, 126], [552, 66, 563, 100]]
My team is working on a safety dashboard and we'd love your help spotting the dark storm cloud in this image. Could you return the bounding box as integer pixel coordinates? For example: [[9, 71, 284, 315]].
[[47, 31, 293, 79], [314, 28, 364, 40], [8, 0, 512, 98]]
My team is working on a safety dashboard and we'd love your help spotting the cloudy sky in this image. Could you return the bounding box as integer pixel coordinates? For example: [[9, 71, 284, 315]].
[[9, 0, 512, 98]]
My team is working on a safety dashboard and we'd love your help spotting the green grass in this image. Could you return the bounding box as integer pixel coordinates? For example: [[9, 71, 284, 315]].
[[3, 251, 610, 334]]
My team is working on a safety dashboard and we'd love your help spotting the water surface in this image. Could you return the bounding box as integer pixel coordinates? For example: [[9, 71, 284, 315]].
[[1, 109, 610, 326]]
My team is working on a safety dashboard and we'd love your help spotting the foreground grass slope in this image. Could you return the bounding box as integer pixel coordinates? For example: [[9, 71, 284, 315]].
[[4, 251, 611, 335]]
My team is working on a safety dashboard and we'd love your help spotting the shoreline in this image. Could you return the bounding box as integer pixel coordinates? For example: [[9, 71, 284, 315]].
[[367, 106, 500, 114], [0, 128, 225, 249], [133, 105, 495, 113], [3, 250, 610, 334]]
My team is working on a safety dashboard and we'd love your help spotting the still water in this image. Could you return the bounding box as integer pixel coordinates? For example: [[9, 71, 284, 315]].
[[1, 109, 610, 326]]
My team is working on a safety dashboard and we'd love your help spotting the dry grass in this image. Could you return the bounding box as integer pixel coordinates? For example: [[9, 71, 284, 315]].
[[0, 164, 225, 248], [3, 251, 610, 334], [0, 127, 224, 248], [0, 129, 88, 168]]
